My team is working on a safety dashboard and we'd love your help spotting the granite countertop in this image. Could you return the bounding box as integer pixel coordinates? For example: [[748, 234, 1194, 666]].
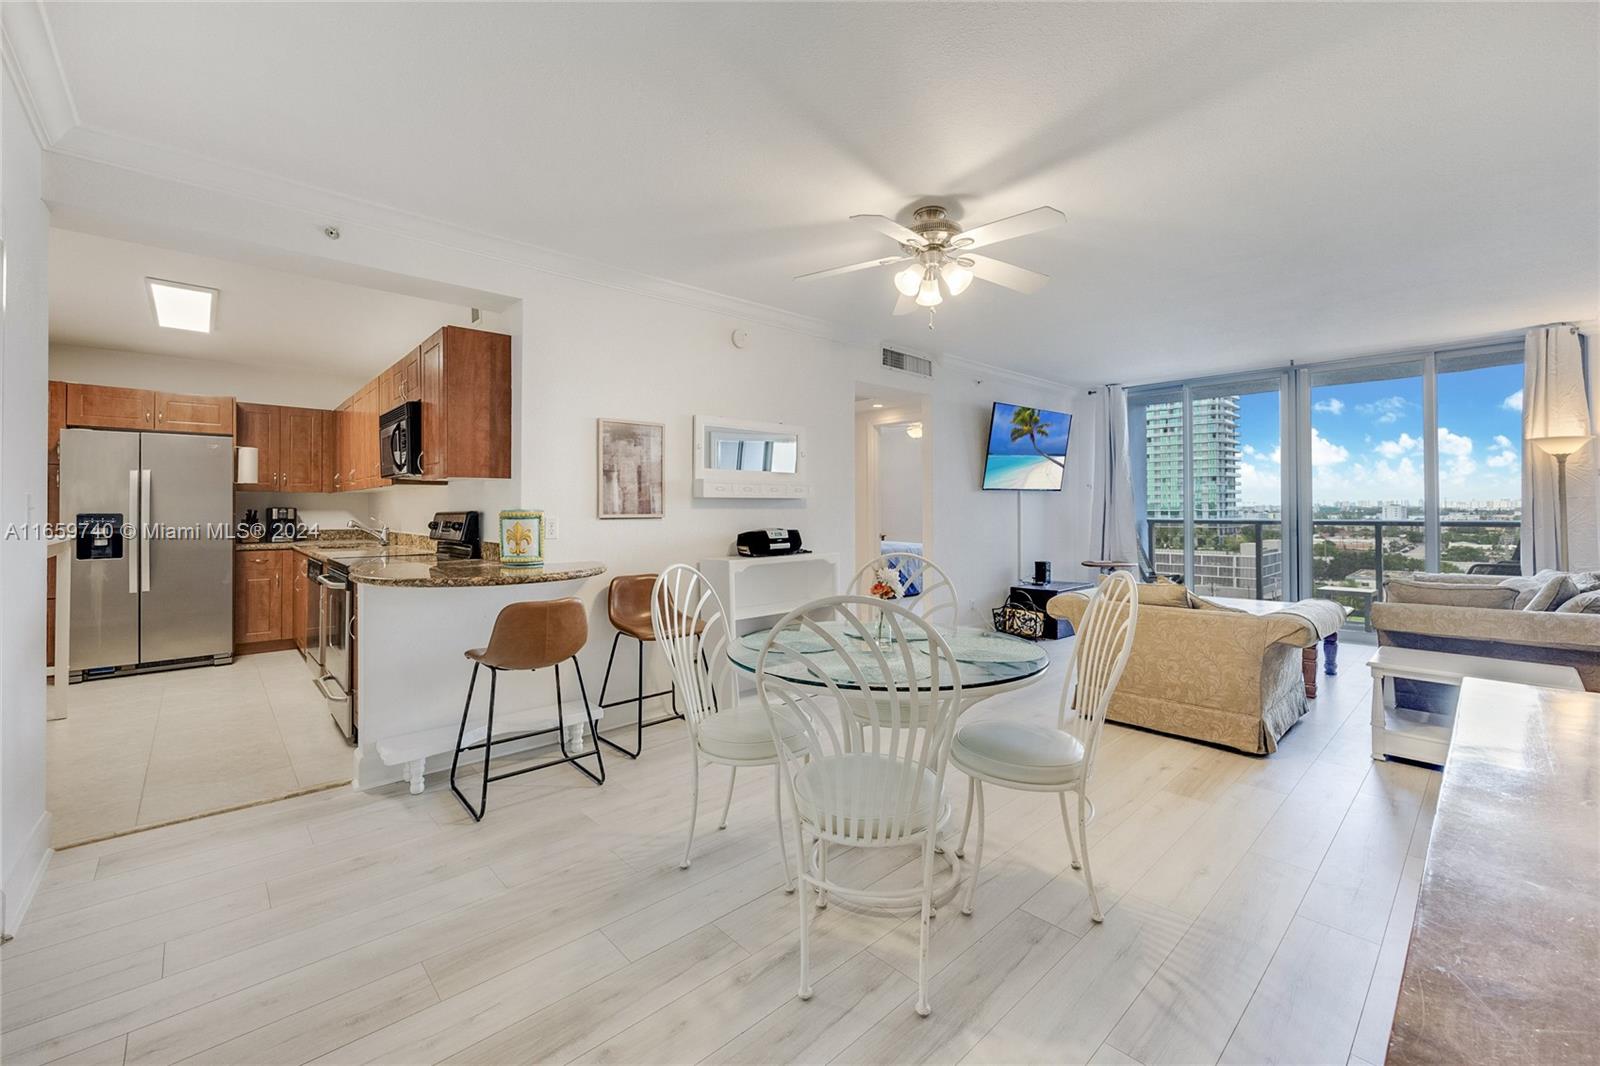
[[235, 537, 379, 553], [346, 558, 606, 588], [1387, 677, 1600, 1065]]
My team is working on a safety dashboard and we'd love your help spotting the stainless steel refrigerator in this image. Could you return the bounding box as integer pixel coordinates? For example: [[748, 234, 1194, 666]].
[[60, 428, 234, 680]]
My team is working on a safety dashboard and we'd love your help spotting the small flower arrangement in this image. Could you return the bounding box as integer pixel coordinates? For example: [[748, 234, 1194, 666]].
[[869, 564, 902, 640]]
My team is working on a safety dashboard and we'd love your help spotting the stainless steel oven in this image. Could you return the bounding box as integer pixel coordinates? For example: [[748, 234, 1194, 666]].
[[304, 557, 326, 677]]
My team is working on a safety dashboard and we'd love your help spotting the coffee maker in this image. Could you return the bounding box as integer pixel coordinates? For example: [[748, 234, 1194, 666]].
[[267, 506, 299, 542]]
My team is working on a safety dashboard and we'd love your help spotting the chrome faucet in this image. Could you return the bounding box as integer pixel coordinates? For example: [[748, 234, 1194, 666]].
[[348, 516, 390, 544]]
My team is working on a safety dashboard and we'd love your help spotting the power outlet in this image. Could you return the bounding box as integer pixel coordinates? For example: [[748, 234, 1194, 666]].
[[546, 514, 559, 540]]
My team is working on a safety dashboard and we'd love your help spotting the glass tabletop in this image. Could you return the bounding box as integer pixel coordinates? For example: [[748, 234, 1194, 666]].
[[729, 621, 1049, 691]]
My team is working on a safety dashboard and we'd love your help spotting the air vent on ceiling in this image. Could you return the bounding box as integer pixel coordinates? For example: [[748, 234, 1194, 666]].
[[881, 347, 933, 378]]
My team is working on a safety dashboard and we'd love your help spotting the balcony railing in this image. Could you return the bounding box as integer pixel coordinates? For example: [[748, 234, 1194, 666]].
[[1145, 517, 1521, 624]]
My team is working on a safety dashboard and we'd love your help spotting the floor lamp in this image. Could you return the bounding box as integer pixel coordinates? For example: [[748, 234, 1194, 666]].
[[1530, 434, 1596, 571]]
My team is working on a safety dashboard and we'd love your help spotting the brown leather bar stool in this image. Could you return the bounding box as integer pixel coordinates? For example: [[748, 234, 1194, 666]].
[[449, 597, 603, 821], [597, 573, 688, 759]]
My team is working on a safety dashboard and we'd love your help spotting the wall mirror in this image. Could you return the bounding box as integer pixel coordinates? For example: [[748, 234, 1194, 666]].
[[693, 415, 810, 499]]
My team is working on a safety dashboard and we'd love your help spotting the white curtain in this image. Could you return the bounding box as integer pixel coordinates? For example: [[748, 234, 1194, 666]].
[[1089, 385, 1143, 572], [1521, 324, 1598, 572]]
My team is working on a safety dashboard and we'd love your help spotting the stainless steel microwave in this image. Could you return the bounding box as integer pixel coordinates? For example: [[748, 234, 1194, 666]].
[[379, 400, 423, 478]]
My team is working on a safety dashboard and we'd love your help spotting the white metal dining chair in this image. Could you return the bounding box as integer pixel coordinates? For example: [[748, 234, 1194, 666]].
[[848, 552, 959, 630], [758, 595, 964, 1017], [653, 564, 796, 890], [950, 570, 1139, 923]]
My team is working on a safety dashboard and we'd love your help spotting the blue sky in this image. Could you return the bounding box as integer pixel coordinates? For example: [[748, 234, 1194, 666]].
[[986, 402, 1072, 458], [1235, 362, 1524, 506]]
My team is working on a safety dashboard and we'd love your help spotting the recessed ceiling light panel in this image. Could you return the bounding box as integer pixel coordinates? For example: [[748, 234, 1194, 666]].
[[146, 277, 218, 333]]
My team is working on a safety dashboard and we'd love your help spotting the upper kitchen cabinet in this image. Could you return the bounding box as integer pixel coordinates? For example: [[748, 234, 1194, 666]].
[[383, 347, 420, 409], [234, 402, 278, 490], [237, 402, 333, 492], [282, 407, 333, 492], [65, 383, 152, 430], [64, 383, 236, 436], [415, 326, 511, 481], [155, 392, 235, 435]]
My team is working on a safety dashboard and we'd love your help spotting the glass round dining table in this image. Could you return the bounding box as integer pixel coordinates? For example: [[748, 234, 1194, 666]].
[[727, 620, 1050, 700]]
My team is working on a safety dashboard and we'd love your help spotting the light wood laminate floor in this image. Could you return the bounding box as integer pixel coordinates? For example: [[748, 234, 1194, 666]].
[[5, 639, 1437, 1065], [45, 652, 354, 848]]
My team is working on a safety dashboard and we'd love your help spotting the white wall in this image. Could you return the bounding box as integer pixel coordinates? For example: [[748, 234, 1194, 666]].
[[1, 65, 52, 934]]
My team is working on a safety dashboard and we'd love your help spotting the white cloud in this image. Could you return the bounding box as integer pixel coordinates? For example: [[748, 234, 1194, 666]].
[[1437, 426, 1473, 458], [1313, 398, 1345, 415], [1376, 433, 1420, 460], [1503, 389, 1524, 412], [1357, 396, 1411, 425], [1486, 451, 1517, 469], [1493, 434, 1514, 450], [1311, 427, 1348, 467], [1238, 460, 1281, 506]]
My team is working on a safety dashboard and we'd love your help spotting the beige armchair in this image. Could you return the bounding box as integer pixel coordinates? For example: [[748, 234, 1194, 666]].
[[1048, 589, 1315, 755], [1373, 574, 1600, 691]]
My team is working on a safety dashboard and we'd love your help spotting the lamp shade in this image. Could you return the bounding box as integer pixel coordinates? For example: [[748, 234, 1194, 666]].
[[235, 445, 259, 484], [1530, 434, 1595, 457]]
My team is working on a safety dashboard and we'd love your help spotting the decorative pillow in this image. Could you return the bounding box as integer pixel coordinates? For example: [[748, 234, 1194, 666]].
[[1128, 579, 1192, 608], [1525, 575, 1578, 612], [1572, 572, 1600, 594], [1556, 590, 1600, 614], [1386, 580, 1519, 609], [1499, 570, 1568, 609]]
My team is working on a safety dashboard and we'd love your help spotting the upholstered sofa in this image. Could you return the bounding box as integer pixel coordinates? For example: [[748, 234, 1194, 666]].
[[1047, 584, 1318, 755], [1373, 572, 1600, 691]]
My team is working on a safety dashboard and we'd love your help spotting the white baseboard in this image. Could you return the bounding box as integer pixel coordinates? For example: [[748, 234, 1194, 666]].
[[2, 810, 52, 937]]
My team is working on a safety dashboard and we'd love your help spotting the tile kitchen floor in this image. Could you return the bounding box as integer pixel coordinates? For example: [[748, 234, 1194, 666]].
[[45, 651, 353, 847]]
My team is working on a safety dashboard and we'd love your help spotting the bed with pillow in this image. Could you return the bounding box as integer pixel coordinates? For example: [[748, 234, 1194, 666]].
[[1373, 571, 1600, 691]]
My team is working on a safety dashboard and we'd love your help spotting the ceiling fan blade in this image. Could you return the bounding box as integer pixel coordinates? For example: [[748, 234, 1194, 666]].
[[795, 254, 911, 281], [954, 206, 1065, 251], [967, 254, 1050, 294], [851, 214, 925, 246], [892, 293, 919, 316]]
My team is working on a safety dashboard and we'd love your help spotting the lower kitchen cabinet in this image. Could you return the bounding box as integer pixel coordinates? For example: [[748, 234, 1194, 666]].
[[234, 549, 299, 651]]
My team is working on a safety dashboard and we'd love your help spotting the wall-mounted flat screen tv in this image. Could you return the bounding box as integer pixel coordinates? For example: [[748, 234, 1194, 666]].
[[981, 402, 1071, 491]]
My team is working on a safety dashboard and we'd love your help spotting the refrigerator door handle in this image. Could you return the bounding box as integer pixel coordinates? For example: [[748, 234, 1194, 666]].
[[128, 469, 140, 595], [139, 468, 152, 593]]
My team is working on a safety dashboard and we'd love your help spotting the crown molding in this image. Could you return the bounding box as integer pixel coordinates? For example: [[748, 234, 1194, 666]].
[[1, 1, 78, 145]]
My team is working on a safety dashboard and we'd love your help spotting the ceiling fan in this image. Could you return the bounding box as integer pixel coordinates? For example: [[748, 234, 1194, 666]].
[[796, 203, 1065, 322]]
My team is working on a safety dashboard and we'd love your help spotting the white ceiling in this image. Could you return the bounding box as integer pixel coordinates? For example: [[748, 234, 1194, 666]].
[[48, 229, 474, 376], [36, 2, 1600, 384]]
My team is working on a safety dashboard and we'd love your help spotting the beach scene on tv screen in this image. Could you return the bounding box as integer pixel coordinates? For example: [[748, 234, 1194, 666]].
[[984, 403, 1070, 490]]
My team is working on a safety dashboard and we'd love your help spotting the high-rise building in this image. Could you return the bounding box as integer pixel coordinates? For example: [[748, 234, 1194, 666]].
[[1143, 396, 1240, 518]]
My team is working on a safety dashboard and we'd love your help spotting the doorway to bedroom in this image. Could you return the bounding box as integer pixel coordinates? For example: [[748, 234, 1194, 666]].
[[855, 385, 933, 583]]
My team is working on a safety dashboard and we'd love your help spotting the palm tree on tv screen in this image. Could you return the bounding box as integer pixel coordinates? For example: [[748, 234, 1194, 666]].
[[1009, 407, 1064, 469]]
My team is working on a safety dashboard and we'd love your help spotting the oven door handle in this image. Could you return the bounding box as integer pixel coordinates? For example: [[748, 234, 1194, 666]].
[[316, 575, 348, 590], [312, 676, 349, 703]]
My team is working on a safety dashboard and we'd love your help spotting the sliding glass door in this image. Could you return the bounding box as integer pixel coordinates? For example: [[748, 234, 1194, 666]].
[[1131, 374, 1291, 601]]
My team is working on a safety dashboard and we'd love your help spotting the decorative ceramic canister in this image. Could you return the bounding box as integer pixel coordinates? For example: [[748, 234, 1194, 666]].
[[498, 509, 545, 568]]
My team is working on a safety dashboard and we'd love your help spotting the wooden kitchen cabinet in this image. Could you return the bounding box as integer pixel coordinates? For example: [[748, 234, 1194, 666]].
[[416, 326, 511, 481], [66, 383, 153, 430], [234, 550, 285, 648], [48, 381, 67, 462], [282, 407, 332, 492], [155, 392, 234, 435], [237, 403, 333, 492], [234, 402, 278, 490]]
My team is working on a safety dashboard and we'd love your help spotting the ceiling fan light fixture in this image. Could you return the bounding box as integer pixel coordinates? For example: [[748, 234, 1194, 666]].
[[941, 260, 974, 296], [915, 268, 943, 307], [893, 264, 923, 297]]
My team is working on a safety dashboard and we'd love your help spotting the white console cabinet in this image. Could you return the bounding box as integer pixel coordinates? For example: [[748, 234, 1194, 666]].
[[698, 552, 840, 634]]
